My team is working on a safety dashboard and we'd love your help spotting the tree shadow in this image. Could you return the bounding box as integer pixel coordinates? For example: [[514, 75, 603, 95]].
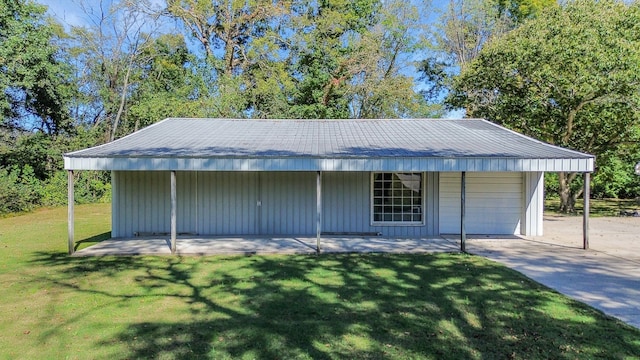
[[74, 231, 111, 251], [28, 252, 640, 359]]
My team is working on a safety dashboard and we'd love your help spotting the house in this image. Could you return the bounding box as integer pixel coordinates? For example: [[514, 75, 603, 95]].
[[63, 118, 594, 254]]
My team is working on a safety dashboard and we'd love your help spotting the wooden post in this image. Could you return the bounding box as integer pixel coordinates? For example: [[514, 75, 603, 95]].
[[316, 171, 322, 254], [171, 171, 177, 254], [68, 170, 75, 255], [460, 171, 466, 253], [583, 172, 590, 250]]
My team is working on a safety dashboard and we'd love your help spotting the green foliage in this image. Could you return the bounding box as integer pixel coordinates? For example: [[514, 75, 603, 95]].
[[0, 0, 74, 134], [495, 0, 557, 24], [127, 34, 207, 130], [592, 147, 640, 199], [448, 0, 640, 211], [0, 165, 42, 213]]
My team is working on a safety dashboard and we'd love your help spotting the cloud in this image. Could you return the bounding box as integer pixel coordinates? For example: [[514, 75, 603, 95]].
[[40, 0, 87, 28]]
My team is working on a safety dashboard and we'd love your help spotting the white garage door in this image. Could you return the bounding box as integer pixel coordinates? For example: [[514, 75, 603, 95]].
[[439, 172, 522, 235]]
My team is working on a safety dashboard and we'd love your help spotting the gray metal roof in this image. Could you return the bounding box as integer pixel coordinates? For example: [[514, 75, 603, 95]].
[[64, 118, 594, 172]]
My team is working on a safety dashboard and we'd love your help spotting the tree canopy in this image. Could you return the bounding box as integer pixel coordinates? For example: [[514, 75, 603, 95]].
[[448, 0, 640, 211], [2, 0, 640, 214], [0, 0, 74, 134]]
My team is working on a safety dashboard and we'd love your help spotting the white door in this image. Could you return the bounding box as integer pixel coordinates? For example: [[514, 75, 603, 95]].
[[439, 172, 522, 234]]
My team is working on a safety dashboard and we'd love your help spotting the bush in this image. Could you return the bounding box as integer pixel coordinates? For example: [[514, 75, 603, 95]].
[[0, 165, 43, 214], [41, 170, 112, 207]]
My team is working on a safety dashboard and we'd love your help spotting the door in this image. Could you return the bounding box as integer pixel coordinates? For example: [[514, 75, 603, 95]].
[[439, 172, 523, 234]]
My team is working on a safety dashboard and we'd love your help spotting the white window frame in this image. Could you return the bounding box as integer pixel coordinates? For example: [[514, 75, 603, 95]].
[[371, 172, 425, 226]]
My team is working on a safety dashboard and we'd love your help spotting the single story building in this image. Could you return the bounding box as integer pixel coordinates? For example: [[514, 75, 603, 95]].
[[64, 118, 594, 254]]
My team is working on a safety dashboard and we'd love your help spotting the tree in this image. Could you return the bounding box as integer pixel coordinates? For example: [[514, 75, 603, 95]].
[[71, 0, 163, 141], [127, 34, 207, 130], [0, 0, 74, 134], [346, 0, 436, 118], [167, 0, 291, 118], [448, 0, 640, 212], [288, 0, 380, 119], [419, 0, 554, 104]]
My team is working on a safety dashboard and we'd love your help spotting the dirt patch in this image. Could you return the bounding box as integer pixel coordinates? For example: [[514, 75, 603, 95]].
[[538, 215, 640, 262]]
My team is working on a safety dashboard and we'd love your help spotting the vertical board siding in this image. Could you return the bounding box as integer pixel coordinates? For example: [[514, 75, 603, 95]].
[[260, 172, 316, 235], [111, 171, 119, 237], [112, 171, 170, 237], [177, 172, 197, 233], [197, 172, 258, 235], [439, 172, 523, 235], [523, 172, 544, 236], [113, 170, 440, 238], [322, 172, 369, 233], [322, 172, 437, 237]]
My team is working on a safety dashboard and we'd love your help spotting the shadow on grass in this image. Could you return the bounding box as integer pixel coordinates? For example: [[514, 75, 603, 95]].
[[74, 232, 111, 251], [29, 252, 640, 359]]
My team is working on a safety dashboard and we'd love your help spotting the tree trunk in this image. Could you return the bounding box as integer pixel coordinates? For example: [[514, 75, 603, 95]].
[[558, 171, 581, 213]]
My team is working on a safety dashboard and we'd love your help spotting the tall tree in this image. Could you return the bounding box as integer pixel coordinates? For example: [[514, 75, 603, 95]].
[[127, 33, 206, 131], [71, 0, 163, 141], [0, 0, 74, 134], [167, 0, 291, 117], [288, 0, 381, 118], [347, 0, 436, 118], [419, 0, 554, 104], [448, 0, 640, 212]]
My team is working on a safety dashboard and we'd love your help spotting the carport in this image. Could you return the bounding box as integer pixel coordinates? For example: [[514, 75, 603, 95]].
[[64, 118, 594, 255]]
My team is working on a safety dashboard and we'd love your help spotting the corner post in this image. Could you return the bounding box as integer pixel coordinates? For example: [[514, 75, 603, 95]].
[[583, 172, 590, 250], [171, 171, 177, 254], [68, 170, 75, 255], [461, 171, 466, 252], [316, 171, 322, 254]]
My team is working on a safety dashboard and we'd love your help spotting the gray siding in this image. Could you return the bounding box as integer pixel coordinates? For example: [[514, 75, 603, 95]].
[[113, 171, 318, 237], [522, 172, 544, 236], [322, 172, 439, 237], [67, 156, 594, 173], [197, 172, 259, 235], [112, 171, 171, 238], [113, 170, 440, 238], [260, 172, 316, 235]]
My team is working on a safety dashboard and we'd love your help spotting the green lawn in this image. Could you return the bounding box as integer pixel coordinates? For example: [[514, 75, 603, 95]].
[[545, 197, 639, 217], [1, 204, 639, 359]]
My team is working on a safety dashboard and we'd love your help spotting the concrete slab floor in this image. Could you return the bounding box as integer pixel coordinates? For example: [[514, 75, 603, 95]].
[[73, 235, 460, 257], [466, 215, 640, 330]]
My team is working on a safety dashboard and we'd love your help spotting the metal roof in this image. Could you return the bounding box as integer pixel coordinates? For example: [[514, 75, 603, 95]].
[[64, 118, 594, 172]]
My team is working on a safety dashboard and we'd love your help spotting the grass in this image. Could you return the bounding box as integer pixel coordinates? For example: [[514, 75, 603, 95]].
[[545, 197, 639, 217], [1, 204, 640, 359]]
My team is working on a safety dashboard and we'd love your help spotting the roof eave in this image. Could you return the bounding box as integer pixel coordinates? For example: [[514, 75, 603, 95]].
[[63, 155, 595, 173]]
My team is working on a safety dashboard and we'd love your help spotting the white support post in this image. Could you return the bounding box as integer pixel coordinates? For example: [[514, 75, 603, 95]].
[[583, 172, 590, 250], [171, 171, 177, 254], [68, 170, 75, 255], [316, 171, 322, 254], [460, 171, 466, 253]]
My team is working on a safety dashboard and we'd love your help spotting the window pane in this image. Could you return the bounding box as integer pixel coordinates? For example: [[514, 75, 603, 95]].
[[373, 172, 423, 223]]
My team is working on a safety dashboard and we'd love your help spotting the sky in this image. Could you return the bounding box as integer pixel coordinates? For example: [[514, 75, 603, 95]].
[[40, 0, 86, 27]]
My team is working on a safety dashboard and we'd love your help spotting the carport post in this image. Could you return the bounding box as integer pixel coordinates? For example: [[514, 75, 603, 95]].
[[68, 170, 74, 255], [583, 172, 590, 250], [171, 170, 177, 254], [460, 171, 466, 252], [316, 171, 322, 254]]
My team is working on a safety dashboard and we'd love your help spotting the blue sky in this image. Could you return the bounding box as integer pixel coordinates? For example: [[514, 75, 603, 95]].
[[40, 0, 90, 28]]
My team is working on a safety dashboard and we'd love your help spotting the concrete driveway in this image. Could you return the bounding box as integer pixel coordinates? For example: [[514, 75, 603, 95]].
[[467, 215, 640, 329]]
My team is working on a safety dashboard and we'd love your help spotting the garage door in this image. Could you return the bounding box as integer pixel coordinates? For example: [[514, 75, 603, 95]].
[[439, 172, 522, 234]]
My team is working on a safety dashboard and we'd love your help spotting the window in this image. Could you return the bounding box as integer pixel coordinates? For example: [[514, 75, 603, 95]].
[[372, 173, 423, 224]]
